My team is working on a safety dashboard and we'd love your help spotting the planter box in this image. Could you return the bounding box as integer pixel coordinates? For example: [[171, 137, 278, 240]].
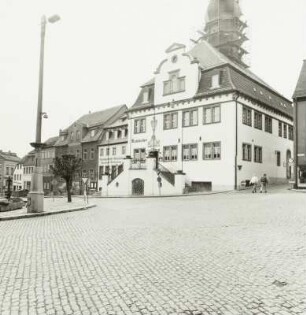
[[0, 198, 25, 212]]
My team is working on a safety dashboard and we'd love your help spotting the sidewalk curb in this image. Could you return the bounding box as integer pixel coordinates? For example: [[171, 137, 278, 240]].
[[87, 190, 234, 199], [0, 204, 96, 222]]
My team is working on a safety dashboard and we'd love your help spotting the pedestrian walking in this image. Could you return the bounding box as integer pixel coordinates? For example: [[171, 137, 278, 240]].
[[250, 175, 259, 193], [260, 174, 268, 193]]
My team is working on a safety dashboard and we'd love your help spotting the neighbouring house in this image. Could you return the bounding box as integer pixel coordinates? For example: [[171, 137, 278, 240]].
[[97, 113, 128, 191], [53, 105, 127, 192], [22, 151, 36, 191], [293, 60, 306, 188], [41, 136, 58, 194], [13, 162, 23, 191], [0, 150, 21, 194]]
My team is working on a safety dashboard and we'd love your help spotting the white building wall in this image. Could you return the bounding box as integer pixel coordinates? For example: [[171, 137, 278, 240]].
[[13, 164, 23, 190], [129, 94, 237, 190], [98, 158, 185, 197], [237, 98, 294, 185], [154, 46, 200, 105]]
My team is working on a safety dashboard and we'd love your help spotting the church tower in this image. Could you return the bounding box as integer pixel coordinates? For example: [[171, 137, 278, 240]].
[[202, 0, 248, 68]]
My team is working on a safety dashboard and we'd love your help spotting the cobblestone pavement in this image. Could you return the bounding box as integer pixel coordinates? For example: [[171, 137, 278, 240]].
[[0, 197, 93, 220], [0, 187, 305, 315]]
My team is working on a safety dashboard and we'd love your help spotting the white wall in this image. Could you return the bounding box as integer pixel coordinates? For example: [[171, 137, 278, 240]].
[[129, 94, 237, 190], [237, 98, 294, 185], [154, 45, 200, 106], [98, 158, 185, 197]]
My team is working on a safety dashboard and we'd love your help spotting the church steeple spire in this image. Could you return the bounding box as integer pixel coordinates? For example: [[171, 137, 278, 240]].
[[202, 0, 249, 68]]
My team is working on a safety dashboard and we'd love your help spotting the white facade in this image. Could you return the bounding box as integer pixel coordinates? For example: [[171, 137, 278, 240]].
[[13, 163, 23, 191], [97, 120, 128, 191], [127, 43, 294, 191], [96, 39, 293, 196]]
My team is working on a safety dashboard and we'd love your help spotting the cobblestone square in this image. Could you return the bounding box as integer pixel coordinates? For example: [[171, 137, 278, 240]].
[[0, 188, 305, 314]]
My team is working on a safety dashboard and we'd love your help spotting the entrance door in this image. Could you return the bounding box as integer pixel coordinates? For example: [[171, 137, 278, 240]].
[[132, 178, 144, 196]]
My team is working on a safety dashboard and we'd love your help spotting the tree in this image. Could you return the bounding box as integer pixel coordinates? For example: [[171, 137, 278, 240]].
[[50, 154, 82, 203]]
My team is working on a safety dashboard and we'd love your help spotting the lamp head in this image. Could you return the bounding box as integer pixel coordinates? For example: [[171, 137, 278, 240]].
[[48, 15, 60, 24]]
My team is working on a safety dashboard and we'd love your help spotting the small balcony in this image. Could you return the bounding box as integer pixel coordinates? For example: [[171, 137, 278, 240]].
[[130, 160, 147, 170]]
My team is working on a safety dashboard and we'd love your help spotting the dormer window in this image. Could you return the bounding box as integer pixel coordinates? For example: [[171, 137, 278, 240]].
[[211, 74, 220, 89], [90, 130, 95, 137], [143, 90, 149, 104], [163, 71, 185, 95], [108, 131, 114, 140], [211, 70, 223, 89], [76, 130, 80, 141], [70, 132, 73, 140]]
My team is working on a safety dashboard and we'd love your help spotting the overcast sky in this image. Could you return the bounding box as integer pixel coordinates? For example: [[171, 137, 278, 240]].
[[1, 0, 306, 158]]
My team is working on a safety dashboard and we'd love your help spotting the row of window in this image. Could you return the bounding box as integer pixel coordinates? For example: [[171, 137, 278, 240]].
[[163, 71, 185, 96], [23, 167, 34, 175], [42, 165, 53, 173], [278, 121, 293, 140], [5, 167, 14, 176], [107, 129, 128, 140], [82, 148, 95, 160], [41, 150, 55, 159], [133, 142, 221, 162], [82, 169, 96, 180], [242, 144, 263, 163], [243, 106, 293, 140], [160, 70, 222, 97], [99, 146, 126, 157], [134, 105, 221, 134], [13, 174, 22, 181]]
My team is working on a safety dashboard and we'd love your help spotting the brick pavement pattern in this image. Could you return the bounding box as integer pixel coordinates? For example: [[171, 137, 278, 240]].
[[0, 188, 305, 315]]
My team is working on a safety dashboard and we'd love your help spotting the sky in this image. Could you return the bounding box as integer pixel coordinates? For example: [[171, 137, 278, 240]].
[[0, 0, 306, 158]]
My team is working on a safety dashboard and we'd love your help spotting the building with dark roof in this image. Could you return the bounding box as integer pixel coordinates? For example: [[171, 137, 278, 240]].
[[54, 105, 127, 191], [0, 150, 21, 194], [126, 0, 294, 192], [97, 113, 129, 189], [293, 60, 306, 188], [41, 136, 59, 194]]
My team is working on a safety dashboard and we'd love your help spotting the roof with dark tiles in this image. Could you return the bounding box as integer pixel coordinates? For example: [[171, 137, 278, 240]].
[[130, 40, 292, 118], [293, 60, 306, 99], [0, 151, 21, 163], [76, 105, 126, 128]]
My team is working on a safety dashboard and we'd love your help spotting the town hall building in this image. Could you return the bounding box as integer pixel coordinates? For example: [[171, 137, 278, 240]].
[[99, 0, 294, 195]]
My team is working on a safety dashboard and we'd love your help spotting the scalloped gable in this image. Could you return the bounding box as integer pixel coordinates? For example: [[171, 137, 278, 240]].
[[165, 43, 186, 53]]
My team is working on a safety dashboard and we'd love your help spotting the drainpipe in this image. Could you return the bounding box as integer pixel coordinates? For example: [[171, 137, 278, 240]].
[[293, 100, 298, 188], [233, 92, 240, 190]]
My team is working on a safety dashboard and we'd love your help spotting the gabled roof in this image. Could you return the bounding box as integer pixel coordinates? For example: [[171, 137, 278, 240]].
[[44, 136, 59, 147], [293, 60, 306, 99], [0, 151, 21, 162], [189, 40, 280, 94], [105, 114, 128, 129], [21, 151, 36, 166], [76, 105, 126, 128], [130, 39, 292, 117], [81, 129, 104, 143], [54, 136, 69, 147]]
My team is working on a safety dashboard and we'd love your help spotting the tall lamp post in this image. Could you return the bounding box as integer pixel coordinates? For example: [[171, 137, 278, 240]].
[[27, 14, 60, 213]]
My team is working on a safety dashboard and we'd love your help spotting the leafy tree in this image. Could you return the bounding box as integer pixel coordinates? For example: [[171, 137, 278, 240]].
[[50, 154, 82, 202]]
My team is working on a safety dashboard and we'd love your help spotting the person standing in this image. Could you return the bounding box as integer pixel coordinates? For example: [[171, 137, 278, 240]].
[[260, 174, 268, 193], [250, 175, 259, 193]]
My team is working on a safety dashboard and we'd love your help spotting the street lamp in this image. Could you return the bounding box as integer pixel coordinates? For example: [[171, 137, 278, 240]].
[[27, 14, 60, 213]]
